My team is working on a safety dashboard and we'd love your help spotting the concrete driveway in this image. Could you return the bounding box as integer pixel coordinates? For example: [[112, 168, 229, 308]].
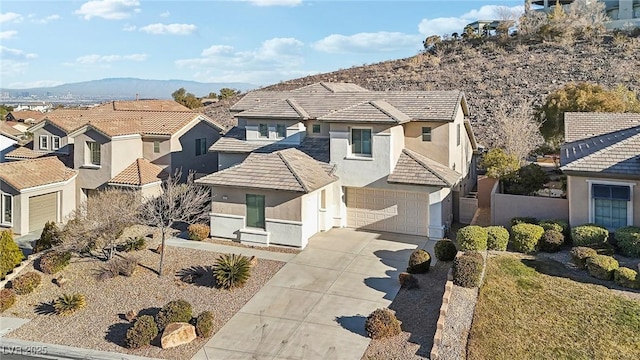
[[193, 228, 434, 360]]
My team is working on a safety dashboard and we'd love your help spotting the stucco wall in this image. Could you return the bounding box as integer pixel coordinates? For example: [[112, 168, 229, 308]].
[[0, 134, 17, 162], [171, 121, 219, 179], [243, 118, 305, 144], [218, 153, 248, 171], [491, 181, 569, 228], [403, 121, 449, 166], [74, 130, 113, 191], [33, 124, 70, 154], [211, 187, 302, 222], [567, 174, 640, 228], [142, 138, 172, 169], [305, 120, 330, 138]]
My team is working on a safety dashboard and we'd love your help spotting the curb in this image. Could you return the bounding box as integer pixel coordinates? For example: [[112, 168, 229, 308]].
[[0, 337, 162, 360]]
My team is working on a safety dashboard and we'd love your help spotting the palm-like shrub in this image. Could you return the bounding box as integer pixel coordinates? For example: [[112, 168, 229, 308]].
[[0, 289, 16, 312], [614, 226, 640, 258], [11, 271, 42, 295], [0, 230, 24, 279], [53, 293, 86, 315], [486, 226, 509, 251], [125, 315, 158, 349], [365, 308, 402, 339], [213, 254, 252, 289], [195, 311, 214, 337], [456, 225, 488, 251], [156, 299, 192, 331], [188, 224, 210, 241], [434, 239, 457, 261], [122, 236, 146, 252], [406, 249, 431, 273]]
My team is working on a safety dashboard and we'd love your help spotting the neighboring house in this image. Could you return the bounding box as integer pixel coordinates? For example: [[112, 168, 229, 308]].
[[0, 123, 20, 162], [560, 112, 640, 230], [14, 103, 51, 112], [6, 110, 44, 124], [197, 82, 478, 248], [533, 0, 640, 29], [0, 157, 77, 235]]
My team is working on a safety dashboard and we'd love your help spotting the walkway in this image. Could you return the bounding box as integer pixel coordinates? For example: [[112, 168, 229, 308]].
[[192, 228, 436, 360]]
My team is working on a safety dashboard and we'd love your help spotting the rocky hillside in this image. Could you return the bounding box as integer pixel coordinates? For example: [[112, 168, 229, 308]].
[[206, 35, 640, 147]]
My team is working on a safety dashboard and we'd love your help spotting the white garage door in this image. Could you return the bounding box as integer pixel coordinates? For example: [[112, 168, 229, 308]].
[[346, 187, 429, 236], [29, 192, 57, 231]]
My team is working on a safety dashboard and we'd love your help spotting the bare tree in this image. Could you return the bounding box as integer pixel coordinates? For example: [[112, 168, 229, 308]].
[[492, 101, 544, 164], [566, 0, 607, 38], [137, 170, 210, 276], [63, 188, 140, 259]]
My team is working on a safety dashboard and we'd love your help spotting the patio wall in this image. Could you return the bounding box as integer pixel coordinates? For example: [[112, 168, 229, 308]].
[[491, 181, 569, 227]]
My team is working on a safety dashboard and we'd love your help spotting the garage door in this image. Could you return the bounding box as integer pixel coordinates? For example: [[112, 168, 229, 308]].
[[346, 188, 429, 236], [29, 192, 58, 231]]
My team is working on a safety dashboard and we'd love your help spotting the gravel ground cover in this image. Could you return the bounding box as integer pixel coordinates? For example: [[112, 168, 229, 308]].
[[437, 285, 478, 360], [202, 237, 301, 254], [3, 239, 284, 359], [362, 261, 450, 360]]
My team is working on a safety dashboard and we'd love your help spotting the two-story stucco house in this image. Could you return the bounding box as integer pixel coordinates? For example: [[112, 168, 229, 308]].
[[1, 100, 224, 234], [196, 83, 478, 248], [561, 112, 640, 230]]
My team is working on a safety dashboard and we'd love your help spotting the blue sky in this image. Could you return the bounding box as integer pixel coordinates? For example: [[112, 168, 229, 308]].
[[0, 0, 523, 89]]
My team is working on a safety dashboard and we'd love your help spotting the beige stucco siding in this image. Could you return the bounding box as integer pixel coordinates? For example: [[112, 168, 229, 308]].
[[110, 136, 144, 176], [74, 130, 113, 191], [403, 121, 449, 166], [211, 187, 302, 222], [567, 175, 640, 227], [33, 124, 70, 153], [243, 118, 305, 144], [305, 120, 330, 138], [142, 138, 171, 169]]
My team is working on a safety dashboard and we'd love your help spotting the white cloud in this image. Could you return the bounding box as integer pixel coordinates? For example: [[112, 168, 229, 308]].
[[244, 0, 301, 7], [8, 80, 64, 89], [201, 45, 235, 57], [418, 5, 524, 36], [35, 14, 62, 24], [0, 30, 18, 40], [75, 0, 140, 20], [0, 12, 23, 23], [74, 53, 147, 64], [0, 46, 37, 60], [313, 32, 422, 54], [160, 11, 170, 18], [122, 24, 137, 31], [0, 60, 28, 78], [139, 23, 197, 35]]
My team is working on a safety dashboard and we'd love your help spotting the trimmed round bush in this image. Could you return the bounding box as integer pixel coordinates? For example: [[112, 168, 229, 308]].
[[570, 247, 598, 269], [511, 223, 545, 254], [0, 230, 24, 280], [156, 299, 192, 331], [407, 249, 431, 273], [510, 217, 537, 227], [365, 308, 402, 339], [188, 223, 210, 241], [125, 315, 158, 349], [0, 289, 16, 313], [572, 224, 608, 247], [11, 271, 42, 295], [614, 267, 639, 289], [195, 311, 214, 337], [486, 226, 509, 251], [615, 226, 640, 258], [586, 255, 619, 280], [539, 230, 564, 253], [456, 226, 488, 251], [39, 250, 71, 274], [434, 239, 458, 261], [453, 252, 484, 288]]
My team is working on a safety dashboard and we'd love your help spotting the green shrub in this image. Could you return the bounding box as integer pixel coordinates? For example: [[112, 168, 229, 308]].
[[34, 221, 63, 253], [510, 217, 537, 227], [213, 254, 251, 289], [572, 224, 608, 247], [125, 315, 158, 349], [453, 252, 484, 288], [538, 219, 570, 239], [39, 250, 71, 274], [456, 226, 488, 251], [53, 293, 86, 315], [486, 226, 509, 251], [434, 239, 458, 261], [194, 311, 214, 337], [0, 230, 24, 280], [406, 249, 431, 273], [0, 289, 16, 312], [399, 272, 419, 289], [511, 223, 545, 254], [122, 237, 146, 252], [365, 308, 402, 339], [586, 255, 619, 280], [156, 299, 192, 331], [614, 267, 639, 289], [11, 271, 42, 295], [615, 226, 640, 258], [570, 247, 598, 269], [539, 230, 564, 253], [188, 223, 210, 241]]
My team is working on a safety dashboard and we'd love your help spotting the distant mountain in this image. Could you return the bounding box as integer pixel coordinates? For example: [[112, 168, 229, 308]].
[[1, 78, 257, 99]]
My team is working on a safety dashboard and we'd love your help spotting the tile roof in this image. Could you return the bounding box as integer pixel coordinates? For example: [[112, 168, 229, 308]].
[[0, 121, 22, 139], [238, 98, 311, 119], [196, 148, 337, 192], [110, 100, 192, 112], [564, 113, 640, 142], [0, 157, 77, 191], [8, 110, 44, 122], [388, 149, 462, 187], [4, 144, 45, 160], [291, 82, 369, 93], [318, 100, 411, 123], [109, 158, 167, 186]]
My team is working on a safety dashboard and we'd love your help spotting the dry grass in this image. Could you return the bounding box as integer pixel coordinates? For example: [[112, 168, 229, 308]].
[[468, 255, 640, 360], [4, 242, 284, 359]]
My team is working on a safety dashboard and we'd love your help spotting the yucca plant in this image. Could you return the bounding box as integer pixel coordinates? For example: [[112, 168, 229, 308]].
[[213, 253, 251, 289], [53, 293, 86, 315]]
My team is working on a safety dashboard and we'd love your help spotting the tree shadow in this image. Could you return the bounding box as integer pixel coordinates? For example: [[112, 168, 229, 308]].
[[34, 301, 56, 315], [335, 315, 367, 337], [105, 322, 132, 348], [138, 307, 161, 318], [176, 265, 215, 287]]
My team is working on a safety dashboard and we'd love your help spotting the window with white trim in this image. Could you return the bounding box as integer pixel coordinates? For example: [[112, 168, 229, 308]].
[[1, 193, 12, 225], [276, 124, 287, 138], [153, 141, 160, 153], [259, 124, 269, 138], [52, 136, 61, 150], [351, 128, 372, 156], [87, 141, 101, 165], [39, 135, 49, 150], [592, 184, 631, 230], [422, 127, 432, 142], [195, 138, 206, 156]]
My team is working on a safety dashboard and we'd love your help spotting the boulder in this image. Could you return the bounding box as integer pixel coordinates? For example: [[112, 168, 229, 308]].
[[160, 322, 197, 349], [54, 277, 68, 287], [125, 310, 137, 322]]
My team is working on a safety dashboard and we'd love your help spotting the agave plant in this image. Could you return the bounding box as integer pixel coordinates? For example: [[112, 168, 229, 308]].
[[53, 293, 86, 315], [212, 254, 251, 289]]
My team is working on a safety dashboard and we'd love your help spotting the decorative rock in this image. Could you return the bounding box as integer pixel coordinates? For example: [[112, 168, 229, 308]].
[[249, 256, 258, 268], [155, 245, 163, 254], [54, 277, 68, 287], [125, 310, 137, 322], [160, 322, 197, 349]]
